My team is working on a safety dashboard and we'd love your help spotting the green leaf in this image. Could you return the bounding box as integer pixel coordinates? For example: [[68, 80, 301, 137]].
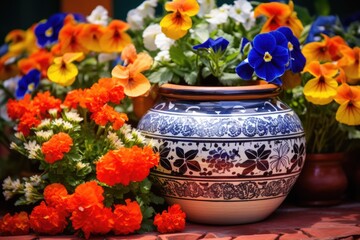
[[169, 45, 187, 66], [150, 192, 165, 205], [184, 72, 198, 85], [219, 73, 242, 86], [148, 67, 173, 85]]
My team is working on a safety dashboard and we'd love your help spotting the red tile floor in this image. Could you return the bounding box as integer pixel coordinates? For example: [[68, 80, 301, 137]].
[[1, 200, 360, 240]]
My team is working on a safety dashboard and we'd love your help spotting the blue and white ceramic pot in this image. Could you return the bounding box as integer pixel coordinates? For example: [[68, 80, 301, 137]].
[[137, 83, 306, 224]]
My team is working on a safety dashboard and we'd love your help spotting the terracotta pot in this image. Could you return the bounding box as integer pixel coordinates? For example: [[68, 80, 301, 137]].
[[138, 83, 306, 224], [292, 153, 348, 206], [131, 84, 159, 120]]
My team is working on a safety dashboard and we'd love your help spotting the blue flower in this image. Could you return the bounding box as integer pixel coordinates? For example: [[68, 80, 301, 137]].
[[15, 69, 41, 99], [276, 26, 306, 73], [236, 31, 289, 83], [0, 44, 8, 57], [34, 13, 66, 47], [193, 37, 229, 53], [306, 15, 338, 43]]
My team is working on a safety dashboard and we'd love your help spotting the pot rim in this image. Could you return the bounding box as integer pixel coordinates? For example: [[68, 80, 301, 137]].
[[158, 83, 281, 101]]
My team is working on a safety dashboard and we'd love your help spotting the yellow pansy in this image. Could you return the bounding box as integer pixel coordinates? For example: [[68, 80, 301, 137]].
[[334, 83, 360, 125], [47, 52, 84, 86]]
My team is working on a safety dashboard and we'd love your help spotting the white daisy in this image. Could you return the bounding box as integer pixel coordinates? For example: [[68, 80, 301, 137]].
[[76, 162, 88, 171], [36, 119, 51, 129], [29, 175, 42, 187], [35, 130, 54, 140], [48, 108, 58, 117], [64, 110, 83, 122], [107, 131, 124, 149], [3, 190, 14, 201], [24, 182, 36, 202], [87, 5, 109, 26], [24, 140, 41, 159]]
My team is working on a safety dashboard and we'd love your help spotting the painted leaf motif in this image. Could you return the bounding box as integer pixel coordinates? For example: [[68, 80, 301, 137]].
[[187, 160, 201, 172], [179, 164, 188, 175], [259, 149, 271, 160], [240, 160, 256, 175], [174, 159, 184, 167], [176, 147, 185, 158], [257, 160, 269, 171], [185, 149, 198, 160], [160, 158, 172, 171], [245, 149, 257, 160]]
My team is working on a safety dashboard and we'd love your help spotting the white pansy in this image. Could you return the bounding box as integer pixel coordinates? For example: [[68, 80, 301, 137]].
[[127, 0, 157, 30], [206, 4, 230, 26], [197, 0, 216, 17], [143, 24, 162, 51], [155, 50, 171, 62], [87, 5, 109, 26], [35, 130, 54, 140], [36, 119, 51, 129], [65, 110, 83, 122], [155, 33, 175, 51], [229, 0, 255, 30]]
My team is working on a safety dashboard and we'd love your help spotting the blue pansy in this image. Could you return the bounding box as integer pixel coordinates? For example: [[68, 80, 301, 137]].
[[239, 37, 250, 55], [235, 59, 253, 80], [34, 13, 66, 47], [15, 69, 41, 99], [193, 37, 229, 52], [276, 26, 306, 73], [0, 44, 8, 57], [247, 32, 289, 83], [306, 15, 337, 43]]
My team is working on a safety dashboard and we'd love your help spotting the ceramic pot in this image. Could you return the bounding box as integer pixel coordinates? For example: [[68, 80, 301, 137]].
[[137, 83, 306, 224], [292, 153, 348, 206]]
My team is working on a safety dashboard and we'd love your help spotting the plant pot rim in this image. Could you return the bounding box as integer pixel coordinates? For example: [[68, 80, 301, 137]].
[[158, 83, 281, 101]]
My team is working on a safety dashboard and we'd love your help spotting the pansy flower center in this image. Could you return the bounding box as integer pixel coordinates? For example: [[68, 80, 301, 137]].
[[45, 27, 53, 37], [28, 83, 35, 92], [288, 42, 293, 51], [263, 51, 272, 62]]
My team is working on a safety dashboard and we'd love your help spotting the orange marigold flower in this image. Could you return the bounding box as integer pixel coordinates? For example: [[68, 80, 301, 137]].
[[17, 112, 41, 136], [58, 24, 88, 54], [98, 78, 125, 104], [29, 201, 68, 235], [99, 20, 132, 53], [113, 199, 142, 235], [70, 204, 113, 239], [63, 89, 86, 109], [96, 146, 159, 186], [254, 0, 303, 37], [43, 183, 70, 215], [91, 104, 128, 130], [67, 181, 105, 212], [7, 94, 32, 120], [41, 132, 73, 163], [153, 204, 186, 234], [32, 91, 62, 117], [0, 212, 30, 236]]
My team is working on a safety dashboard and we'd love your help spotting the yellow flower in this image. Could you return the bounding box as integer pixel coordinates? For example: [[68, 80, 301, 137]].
[[160, 0, 200, 40], [303, 61, 339, 105], [334, 83, 360, 125], [47, 52, 84, 86]]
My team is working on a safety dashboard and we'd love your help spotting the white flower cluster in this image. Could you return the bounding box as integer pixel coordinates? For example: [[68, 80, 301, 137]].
[[87, 5, 109, 26], [2, 175, 43, 204], [126, 0, 158, 30]]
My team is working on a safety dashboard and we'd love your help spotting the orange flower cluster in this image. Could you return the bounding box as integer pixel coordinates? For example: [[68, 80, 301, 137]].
[[153, 204, 186, 234], [113, 199, 142, 235], [18, 49, 53, 77], [7, 91, 62, 136], [0, 212, 30, 235], [96, 146, 159, 186], [41, 132, 73, 163], [63, 77, 127, 130]]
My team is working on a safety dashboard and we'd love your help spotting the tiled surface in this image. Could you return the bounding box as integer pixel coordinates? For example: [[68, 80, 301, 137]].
[[1, 202, 360, 240]]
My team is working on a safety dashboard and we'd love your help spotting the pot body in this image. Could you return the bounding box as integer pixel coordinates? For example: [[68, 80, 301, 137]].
[[138, 84, 306, 224], [292, 153, 348, 206]]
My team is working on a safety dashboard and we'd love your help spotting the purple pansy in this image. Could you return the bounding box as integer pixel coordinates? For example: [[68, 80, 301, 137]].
[[15, 69, 41, 99], [34, 13, 66, 47], [193, 37, 230, 53]]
